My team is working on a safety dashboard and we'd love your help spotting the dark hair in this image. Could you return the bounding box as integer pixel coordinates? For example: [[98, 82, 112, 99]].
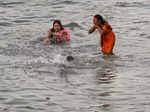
[[94, 14, 106, 25], [51, 20, 64, 32]]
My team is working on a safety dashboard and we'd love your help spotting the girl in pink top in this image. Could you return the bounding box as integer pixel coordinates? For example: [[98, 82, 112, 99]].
[[44, 20, 70, 44]]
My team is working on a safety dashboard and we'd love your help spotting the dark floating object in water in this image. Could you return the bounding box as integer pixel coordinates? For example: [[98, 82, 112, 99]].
[[66, 56, 74, 61], [46, 97, 50, 100]]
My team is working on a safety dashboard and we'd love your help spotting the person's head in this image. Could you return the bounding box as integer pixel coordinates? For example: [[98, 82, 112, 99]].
[[52, 20, 64, 32], [93, 14, 105, 25]]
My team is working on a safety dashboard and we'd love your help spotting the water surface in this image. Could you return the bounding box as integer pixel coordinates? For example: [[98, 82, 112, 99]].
[[0, 0, 150, 112]]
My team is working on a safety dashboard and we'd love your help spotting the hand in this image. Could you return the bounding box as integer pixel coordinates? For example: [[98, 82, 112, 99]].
[[44, 38, 51, 44], [61, 32, 67, 41], [62, 32, 67, 36], [44, 38, 50, 44], [44, 30, 52, 44], [88, 26, 96, 34], [94, 25, 104, 34], [94, 25, 102, 29]]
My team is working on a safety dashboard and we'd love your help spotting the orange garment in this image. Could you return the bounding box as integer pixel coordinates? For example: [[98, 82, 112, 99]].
[[100, 22, 115, 54]]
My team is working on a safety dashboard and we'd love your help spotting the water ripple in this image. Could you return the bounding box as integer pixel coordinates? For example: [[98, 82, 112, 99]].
[[115, 1, 150, 8], [0, 0, 150, 112], [0, 1, 25, 8], [0, 22, 12, 27]]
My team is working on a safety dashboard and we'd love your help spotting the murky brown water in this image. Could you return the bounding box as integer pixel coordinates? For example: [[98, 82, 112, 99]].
[[0, 0, 150, 112]]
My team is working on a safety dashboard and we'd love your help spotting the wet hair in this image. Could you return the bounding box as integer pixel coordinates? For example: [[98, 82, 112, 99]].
[[51, 20, 64, 32], [94, 14, 106, 25]]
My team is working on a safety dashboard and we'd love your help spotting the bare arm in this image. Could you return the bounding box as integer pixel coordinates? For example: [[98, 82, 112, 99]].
[[93, 25, 104, 34], [89, 25, 105, 35], [88, 26, 96, 34], [44, 30, 52, 43]]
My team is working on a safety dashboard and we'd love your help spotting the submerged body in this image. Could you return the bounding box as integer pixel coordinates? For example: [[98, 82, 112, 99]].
[[44, 20, 70, 44], [47, 29, 70, 44]]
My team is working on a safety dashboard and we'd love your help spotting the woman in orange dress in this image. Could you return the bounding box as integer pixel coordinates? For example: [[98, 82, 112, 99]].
[[88, 14, 115, 55]]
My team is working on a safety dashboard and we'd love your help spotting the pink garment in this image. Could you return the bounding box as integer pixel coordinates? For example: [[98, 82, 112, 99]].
[[57, 29, 70, 42]]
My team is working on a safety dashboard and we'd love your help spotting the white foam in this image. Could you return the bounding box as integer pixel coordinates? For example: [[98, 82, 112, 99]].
[[52, 54, 65, 64]]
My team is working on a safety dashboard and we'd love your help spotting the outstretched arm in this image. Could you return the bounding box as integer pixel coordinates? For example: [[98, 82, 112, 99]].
[[44, 30, 52, 43]]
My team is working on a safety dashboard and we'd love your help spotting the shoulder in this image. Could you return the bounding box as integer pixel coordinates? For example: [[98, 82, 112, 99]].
[[104, 22, 112, 30], [104, 22, 110, 26], [60, 29, 70, 35], [61, 29, 69, 33]]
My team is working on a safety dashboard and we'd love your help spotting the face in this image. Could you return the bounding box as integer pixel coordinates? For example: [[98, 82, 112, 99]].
[[93, 17, 101, 25], [54, 23, 61, 32]]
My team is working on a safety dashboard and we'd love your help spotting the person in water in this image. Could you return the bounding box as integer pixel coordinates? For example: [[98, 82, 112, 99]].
[[88, 14, 115, 55], [44, 20, 70, 44]]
